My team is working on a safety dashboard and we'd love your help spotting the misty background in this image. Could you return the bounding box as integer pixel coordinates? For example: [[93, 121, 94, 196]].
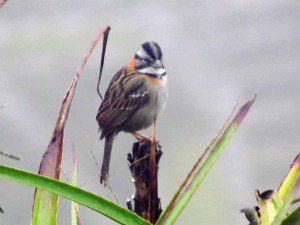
[[1, 1, 299, 224]]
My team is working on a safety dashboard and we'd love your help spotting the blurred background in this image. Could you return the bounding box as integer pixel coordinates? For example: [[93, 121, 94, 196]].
[[1, 1, 299, 224]]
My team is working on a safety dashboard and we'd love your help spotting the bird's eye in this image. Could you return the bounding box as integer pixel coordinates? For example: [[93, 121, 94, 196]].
[[141, 58, 151, 64]]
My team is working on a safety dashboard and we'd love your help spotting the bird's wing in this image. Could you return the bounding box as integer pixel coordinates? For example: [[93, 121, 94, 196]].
[[96, 67, 149, 138]]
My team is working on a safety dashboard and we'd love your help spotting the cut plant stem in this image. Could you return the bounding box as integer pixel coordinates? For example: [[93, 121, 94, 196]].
[[149, 120, 158, 223], [127, 139, 162, 223]]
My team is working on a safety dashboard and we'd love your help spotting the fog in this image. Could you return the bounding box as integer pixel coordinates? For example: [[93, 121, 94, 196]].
[[1, 1, 299, 224]]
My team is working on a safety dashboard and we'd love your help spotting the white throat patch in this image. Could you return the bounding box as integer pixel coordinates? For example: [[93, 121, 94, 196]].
[[138, 66, 166, 76]]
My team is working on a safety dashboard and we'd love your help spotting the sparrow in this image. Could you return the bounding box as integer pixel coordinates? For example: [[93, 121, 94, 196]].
[[96, 41, 167, 185]]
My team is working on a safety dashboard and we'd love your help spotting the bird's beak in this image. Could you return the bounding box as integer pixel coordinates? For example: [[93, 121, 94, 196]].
[[152, 60, 166, 77]]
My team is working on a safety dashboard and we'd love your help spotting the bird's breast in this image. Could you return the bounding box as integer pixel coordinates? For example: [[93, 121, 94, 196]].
[[145, 75, 168, 112], [123, 75, 167, 132]]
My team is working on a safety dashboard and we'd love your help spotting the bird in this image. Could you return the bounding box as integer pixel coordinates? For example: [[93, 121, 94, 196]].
[[96, 41, 167, 186]]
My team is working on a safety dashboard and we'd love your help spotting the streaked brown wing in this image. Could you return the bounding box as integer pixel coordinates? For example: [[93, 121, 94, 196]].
[[96, 67, 149, 139]]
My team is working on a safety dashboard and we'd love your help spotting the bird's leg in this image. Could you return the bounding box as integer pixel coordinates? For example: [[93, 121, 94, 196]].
[[131, 131, 152, 142]]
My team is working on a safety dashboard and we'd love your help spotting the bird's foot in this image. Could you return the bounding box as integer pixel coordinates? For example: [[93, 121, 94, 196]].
[[131, 132, 151, 142], [131, 132, 160, 145]]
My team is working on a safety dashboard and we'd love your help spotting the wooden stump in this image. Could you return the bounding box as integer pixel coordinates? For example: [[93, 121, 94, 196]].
[[127, 140, 163, 223]]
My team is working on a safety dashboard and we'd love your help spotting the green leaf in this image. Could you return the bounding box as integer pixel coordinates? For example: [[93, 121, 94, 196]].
[[256, 190, 282, 225], [156, 96, 256, 225], [31, 131, 63, 225], [241, 154, 300, 225], [71, 147, 82, 225], [31, 26, 110, 225], [281, 206, 300, 225], [278, 154, 300, 203], [270, 154, 300, 225], [0, 165, 151, 225]]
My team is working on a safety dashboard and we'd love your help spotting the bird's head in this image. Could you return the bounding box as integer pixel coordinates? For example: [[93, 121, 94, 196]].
[[128, 41, 166, 78]]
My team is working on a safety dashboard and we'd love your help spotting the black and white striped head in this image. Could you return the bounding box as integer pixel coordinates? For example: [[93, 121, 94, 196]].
[[134, 42, 166, 77]]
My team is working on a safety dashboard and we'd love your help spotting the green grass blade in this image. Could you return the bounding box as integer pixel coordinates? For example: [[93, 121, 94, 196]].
[[156, 96, 255, 225], [256, 190, 282, 225], [71, 199, 81, 225], [31, 132, 62, 225], [281, 206, 300, 225], [0, 165, 151, 225], [71, 147, 82, 225], [270, 154, 300, 225], [31, 26, 110, 225], [278, 154, 300, 203]]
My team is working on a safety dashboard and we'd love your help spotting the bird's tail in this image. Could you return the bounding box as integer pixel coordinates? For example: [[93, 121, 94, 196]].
[[100, 133, 115, 186]]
